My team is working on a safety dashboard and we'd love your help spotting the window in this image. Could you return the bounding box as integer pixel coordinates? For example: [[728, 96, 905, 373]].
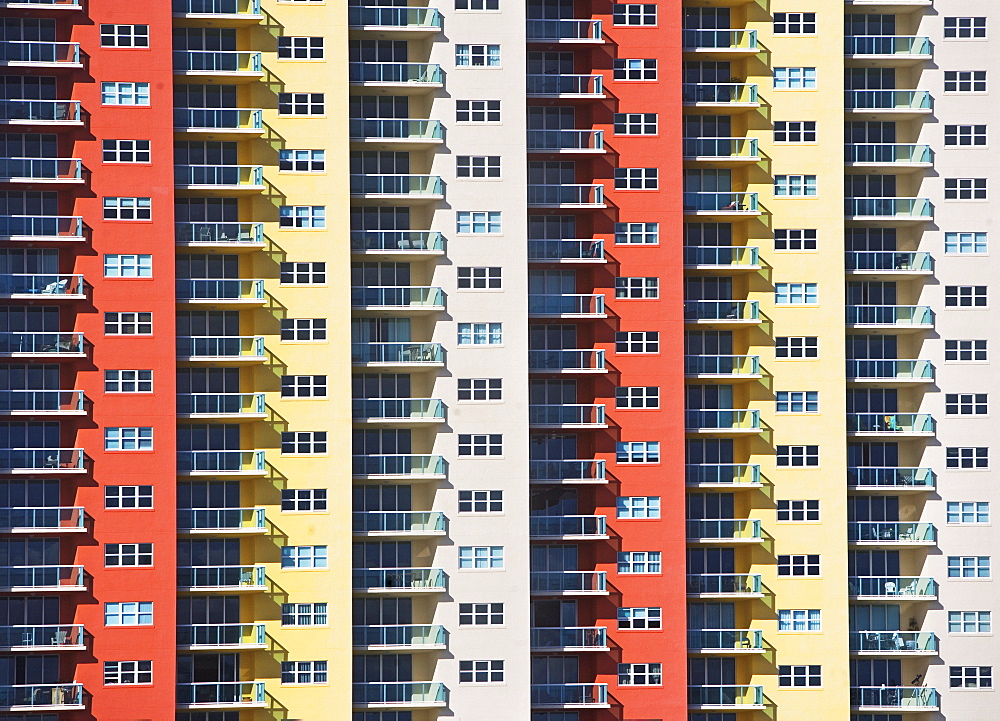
[[281, 545, 328, 569], [949, 611, 991, 633], [774, 67, 817, 89], [777, 500, 820, 521], [455, 44, 500, 67], [104, 254, 152, 278], [281, 375, 327, 398], [457, 156, 501, 178], [778, 609, 821, 631], [618, 607, 661, 629], [105, 543, 153, 567], [614, 58, 657, 80], [777, 445, 819, 467], [775, 175, 818, 197], [944, 71, 987, 93], [775, 283, 818, 304], [104, 601, 152, 626], [459, 660, 504, 683], [773, 12, 816, 34], [456, 0, 499, 9], [457, 211, 501, 234], [105, 427, 153, 450], [616, 441, 659, 463], [618, 551, 661, 574], [778, 554, 820, 576], [104, 311, 152, 335], [281, 488, 327, 512], [614, 113, 657, 135], [104, 370, 153, 393], [774, 229, 817, 251], [459, 602, 504, 625], [100, 24, 149, 47], [945, 286, 987, 307], [945, 125, 987, 147], [281, 431, 328, 454], [277, 37, 324, 59], [105, 485, 153, 509], [619, 663, 661, 686], [278, 93, 325, 115], [279, 150, 325, 172], [948, 502, 990, 524], [101, 82, 150, 106], [774, 121, 817, 143], [951, 666, 992, 689], [946, 393, 988, 415], [281, 661, 327, 684], [280, 262, 326, 284], [614, 167, 658, 190], [946, 340, 988, 361], [281, 603, 327, 626], [458, 434, 503, 456], [279, 205, 325, 228], [458, 267, 501, 289], [947, 447, 989, 469], [103, 197, 151, 220], [102, 140, 150, 163], [776, 336, 818, 358], [456, 100, 501, 123], [458, 490, 503, 513], [615, 222, 658, 245], [945, 178, 987, 200], [458, 546, 504, 569], [104, 660, 152, 685], [948, 556, 990, 578], [280, 318, 327, 341], [776, 391, 819, 413], [615, 277, 659, 298], [457, 378, 502, 401], [616, 331, 659, 353], [613, 3, 656, 26], [946, 232, 988, 254], [779, 665, 822, 688], [458, 323, 502, 346], [615, 386, 659, 409], [617, 496, 660, 519], [944, 17, 987, 39]]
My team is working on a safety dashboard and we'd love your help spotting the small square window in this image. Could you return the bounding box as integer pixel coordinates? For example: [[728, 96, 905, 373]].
[[773, 67, 817, 90], [616, 441, 659, 463], [281, 545, 328, 568], [775, 282, 818, 304], [945, 393, 988, 415], [105, 485, 153, 509], [458, 546, 504, 569], [104, 427, 153, 451], [279, 205, 325, 228], [458, 434, 502, 456], [281, 375, 328, 397], [948, 611, 991, 633], [615, 386, 659, 408], [947, 556, 990, 578], [457, 267, 501, 289], [105, 543, 153, 567], [950, 666, 993, 689], [775, 175, 818, 197], [458, 323, 502, 346], [778, 609, 821, 631], [104, 660, 152, 685], [947, 501, 990, 524], [281, 660, 328, 685], [281, 603, 327, 626], [459, 659, 504, 683], [618, 607, 661, 629], [103, 197, 151, 221], [104, 312, 152, 335], [457, 211, 501, 234], [779, 665, 822, 687], [104, 601, 152, 626], [617, 496, 660, 519], [101, 82, 150, 106], [280, 262, 326, 284], [277, 37, 324, 60], [619, 663, 662, 686], [618, 551, 661, 574]]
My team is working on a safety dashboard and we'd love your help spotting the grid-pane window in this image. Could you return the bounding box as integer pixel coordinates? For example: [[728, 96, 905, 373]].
[[281, 661, 327, 684], [103, 197, 151, 220], [947, 556, 990, 578], [775, 175, 818, 197], [104, 660, 152, 685], [619, 663, 662, 685], [945, 232, 988, 254], [457, 211, 501, 234], [776, 336, 818, 358], [945, 178, 987, 200], [778, 609, 821, 631], [281, 545, 328, 568], [458, 434, 502, 456], [458, 323, 502, 345], [104, 254, 152, 277], [778, 555, 821, 576], [458, 267, 501, 289], [456, 0, 499, 8], [944, 125, 987, 147], [457, 378, 502, 401], [948, 611, 991, 633], [105, 427, 152, 450], [281, 431, 327, 454], [946, 447, 989, 469], [279, 150, 325, 172], [947, 502, 990, 524], [280, 318, 326, 341], [104, 601, 152, 626], [105, 543, 153, 566], [774, 121, 816, 143], [277, 37, 324, 59], [458, 546, 504, 569], [615, 277, 658, 298], [277, 93, 325, 115], [613, 3, 656, 26], [944, 17, 987, 39], [776, 391, 819, 413], [104, 370, 152, 393], [459, 660, 504, 683], [618, 607, 661, 629], [950, 666, 992, 688], [457, 156, 500, 178], [773, 12, 816, 34], [280, 262, 326, 284], [777, 445, 819, 467], [773, 67, 817, 89], [614, 58, 656, 80], [279, 205, 325, 228], [614, 113, 657, 135], [779, 665, 822, 687], [617, 496, 660, 519], [281, 489, 327, 511], [615, 386, 659, 408], [100, 24, 149, 47], [458, 490, 503, 513], [945, 286, 988, 307], [775, 229, 817, 250], [775, 283, 818, 304], [616, 441, 659, 463], [105, 312, 152, 334], [945, 340, 987, 361], [615, 222, 658, 244], [456, 100, 501, 123], [281, 603, 327, 626], [281, 375, 327, 397], [101, 82, 150, 105], [946, 393, 988, 415], [944, 71, 987, 93], [102, 140, 150, 163], [105, 485, 153, 509], [614, 168, 658, 190], [618, 551, 661, 573], [777, 500, 820, 521], [459, 603, 503, 625], [615, 331, 659, 353], [455, 44, 500, 67]]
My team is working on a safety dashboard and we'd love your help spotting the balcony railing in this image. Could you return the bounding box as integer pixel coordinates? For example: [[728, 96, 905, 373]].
[[689, 685, 764, 708], [530, 571, 607, 594], [849, 631, 937, 653], [0, 390, 84, 413], [682, 83, 759, 104], [177, 507, 265, 532], [176, 222, 264, 246], [529, 459, 605, 483], [528, 184, 604, 206], [177, 336, 265, 359], [350, 118, 443, 142], [531, 684, 608, 707], [353, 624, 447, 648], [686, 573, 762, 595], [849, 521, 936, 543], [349, 62, 443, 84], [176, 682, 265, 707], [685, 409, 761, 431], [0, 449, 83, 471], [175, 108, 263, 132], [352, 398, 445, 422], [687, 519, 762, 541], [352, 454, 445, 477], [848, 467, 935, 489], [175, 165, 264, 188], [0, 274, 83, 297], [176, 279, 264, 302], [684, 192, 759, 212], [352, 342, 443, 365], [352, 511, 446, 535], [526, 74, 603, 96], [177, 623, 266, 647], [846, 197, 933, 219], [0, 684, 83, 709], [529, 349, 605, 372], [350, 174, 443, 197], [1, 0, 82, 6], [846, 305, 933, 327], [528, 129, 604, 152], [174, 50, 263, 74], [526, 19, 603, 42], [846, 144, 932, 164], [350, 230, 443, 253], [177, 393, 265, 416], [0, 506, 83, 531], [688, 629, 763, 651], [352, 567, 447, 592], [685, 355, 760, 376], [0, 333, 84, 357], [845, 35, 931, 56], [847, 359, 933, 381], [683, 245, 759, 267], [846, 90, 932, 111], [850, 687, 939, 709], [529, 404, 606, 427], [173, 0, 262, 15], [846, 251, 932, 271], [686, 464, 761, 486], [531, 627, 607, 649], [0, 565, 84, 590], [177, 450, 266, 474], [0, 624, 84, 649], [0, 42, 80, 65], [529, 515, 607, 538], [348, 6, 442, 29], [0, 158, 82, 182], [849, 576, 937, 598], [528, 294, 605, 316], [177, 565, 266, 589], [528, 239, 604, 261], [683, 29, 758, 51], [0, 216, 83, 240], [0, 100, 81, 124], [683, 137, 759, 159], [353, 682, 447, 707], [847, 413, 934, 434]]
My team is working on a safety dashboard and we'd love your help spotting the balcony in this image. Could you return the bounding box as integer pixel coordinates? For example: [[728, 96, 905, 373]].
[[846, 305, 933, 331], [0, 391, 84, 415], [531, 684, 609, 709], [526, 19, 603, 43], [353, 624, 447, 650], [849, 631, 938, 656], [528, 239, 604, 263], [172, 0, 263, 21], [526, 74, 604, 98], [682, 83, 759, 108], [689, 686, 765, 710], [0, 216, 83, 241], [845, 251, 933, 275], [684, 355, 761, 380], [350, 174, 443, 201], [353, 398, 445, 425], [177, 623, 266, 650], [0, 684, 83, 711], [529, 515, 608, 540], [845, 0, 931, 5], [0, 158, 82, 184], [353, 682, 447, 709], [174, 107, 263, 135], [847, 359, 934, 384], [529, 349, 606, 373], [177, 507, 266, 535], [530, 571, 607, 595], [352, 342, 444, 369], [0, 274, 83, 300], [528, 129, 604, 154], [529, 404, 606, 429], [684, 192, 759, 216], [353, 454, 446, 480], [176, 682, 266, 709], [529, 459, 606, 484], [0, 100, 81, 126], [0, 0, 82, 7], [688, 629, 764, 653], [528, 294, 605, 318], [845, 90, 932, 115], [177, 336, 266, 362], [176, 222, 264, 249], [177, 393, 266, 421], [686, 464, 762, 489], [177, 450, 266, 476], [353, 567, 447, 593], [0, 42, 81, 68], [348, 6, 442, 32], [0, 566, 85, 592], [847, 413, 934, 437], [846, 144, 933, 169], [0, 507, 84, 533], [683, 137, 760, 162], [176, 279, 265, 308], [846, 197, 933, 221], [849, 576, 937, 601], [349, 62, 443, 89], [846, 35, 932, 61], [851, 687, 939, 712], [175, 165, 264, 191], [351, 230, 444, 256], [173, 50, 263, 79], [350, 118, 443, 147], [352, 511, 446, 537], [0, 449, 83, 473], [848, 521, 936, 546], [685, 409, 761, 434], [530, 626, 608, 651], [848, 467, 935, 492], [683, 245, 760, 270], [686, 573, 763, 598], [683, 29, 759, 55], [527, 184, 605, 208], [0, 624, 84, 651], [177, 565, 266, 592], [687, 519, 762, 543]]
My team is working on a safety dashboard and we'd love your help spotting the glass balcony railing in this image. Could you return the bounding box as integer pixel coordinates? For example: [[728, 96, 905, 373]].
[[685, 355, 760, 376], [350, 118, 443, 142], [349, 62, 443, 84], [352, 398, 445, 422], [531, 684, 608, 707], [0, 390, 83, 413], [352, 567, 447, 592], [847, 359, 933, 381], [0, 449, 83, 471], [177, 393, 265, 416], [849, 576, 937, 598], [176, 336, 265, 359], [528, 239, 604, 261], [689, 686, 764, 707], [176, 279, 264, 302], [846, 251, 932, 271], [176, 222, 264, 246], [0, 158, 82, 182], [528, 294, 605, 316], [531, 627, 607, 649], [845, 35, 931, 56], [173, 0, 262, 15], [529, 459, 605, 483], [682, 83, 758, 104], [684, 192, 758, 212], [0, 331, 85, 356], [348, 6, 442, 28], [350, 230, 443, 253], [352, 511, 446, 535], [526, 74, 603, 96], [0, 624, 83, 648], [686, 464, 761, 486], [0, 507, 83, 531], [686, 409, 761, 431], [173, 50, 262, 74], [848, 521, 936, 543], [0, 41, 80, 65], [530, 571, 606, 594], [687, 519, 762, 541], [528, 129, 604, 152], [526, 19, 602, 41], [177, 565, 266, 589], [850, 687, 939, 709], [688, 629, 763, 651], [176, 682, 265, 707], [683, 29, 758, 51], [848, 467, 935, 489], [352, 454, 445, 477], [529, 404, 606, 426], [847, 413, 934, 434], [352, 342, 444, 364], [846, 90, 932, 111], [350, 174, 443, 196], [530, 515, 607, 537], [0, 100, 81, 124], [175, 165, 264, 188], [849, 631, 937, 653], [683, 245, 759, 267], [529, 349, 605, 372], [846, 144, 932, 164], [0, 274, 82, 297], [0, 684, 83, 709], [0, 565, 84, 589], [846, 305, 933, 326], [175, 108, 263, 131], [177, 507, 265, 532], [352, 624, 447, 648], [686, 573, 762, 595], [177, 450, 266, 474], [846, 197, 933, 218], [177, 623, 265, 648], [0, 215, 83, 240], [1, 0, 82, 6], [527, 184, 604, 206], [683, 137, 759, 159], [353, 682, 447, 707]]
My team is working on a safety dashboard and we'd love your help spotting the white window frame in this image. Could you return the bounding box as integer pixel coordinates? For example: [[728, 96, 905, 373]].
[[614, 167, 658, 190], [104, 426, 153, 450], [281, 545, 329, 569], [946, 446, 989, 469], [777, 500, 820, 522], [458, 545, 504, 569], [277, 37, 324, 60], [615, 386, 660, 409], [615, 331, 659, 353], [458, 602, 504, 625], [773, 121, 816, 143], [618, 663, 662, 686], [279, 150, 326, 172], [613, 58, 657, 81], [776, 445, 819, 467], [948, 611, 991, 633], [618, 607, 662, 629], [455, 44, 501, 67], [458, 322, 502, 346], [100, 24, 150, 48], [779, 665, 822, 688], [615, 222, 659, 245], [280, 318, 327, 342], [947, 501, 990, 524], [950, 666, 992, 689], [104, 254, 152, 278], [616, 441, 659, 463], [104, 370, 153, 393], [281, 602, 328, 626], [104, 660, 152, 685], [457, 266, 502, 289], [944, 17, 987, 40], [104, 601, 153, 626], [279, 205, 326, 229], [773, 12, 816, 34], [281, 431, 328, 455], [458, 490, 503, 514], [102, 140, 151, 164], [775, 282, 818, 304], [777, 554, 821, 576], [615, 276, 659, 298], [776, 391, 819, 413], [457, 378, 502, 401], [281, 488, 328, 512], [613, 113, 657, 136], [945, 285, 988, 307], [457, 211, 501, 234], [105, 543, 153, 567], [774, 229, 817, 251], [103, 197, 151, 221], [773, 67, 817, 90], [945, 178, 988, 200], [459, 660, 504, 684], [775, 336, 818, 358], [456, 156, 501, 179], [280, 375, 328, 398], [778, 609, 821, 631], [277, 92, 325, 116], [280, 262, 326, 284], [774, 174, 818, 197], [945, 393, 988, 416], [613, 3, 656, 26], [616, 496, 661, 519], [945, 232, 988, 254], [281, 660, 328, 685], [944, 125, 987, 147], [101, 82, 150, 106], [456, 99, 501, 123], [617, 551, 661, 574], [458, 433, 503, 456], [105, 485, 153, 509], [944, 70, 987, 93]]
